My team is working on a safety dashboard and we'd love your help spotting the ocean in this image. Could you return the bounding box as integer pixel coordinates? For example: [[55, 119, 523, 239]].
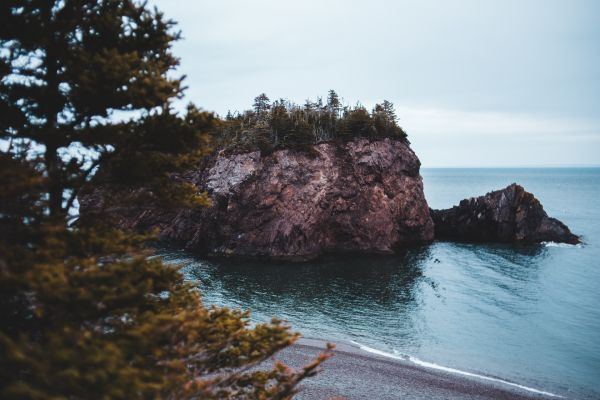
[[156, 168, 600, 399]]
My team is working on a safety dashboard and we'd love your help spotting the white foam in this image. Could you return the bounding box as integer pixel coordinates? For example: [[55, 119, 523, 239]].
[[350, 341, 563, 398], [543, 241, 582, 248]]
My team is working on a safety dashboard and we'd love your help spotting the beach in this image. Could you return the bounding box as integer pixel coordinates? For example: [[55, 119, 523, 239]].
[[276, 338, 561, 400]]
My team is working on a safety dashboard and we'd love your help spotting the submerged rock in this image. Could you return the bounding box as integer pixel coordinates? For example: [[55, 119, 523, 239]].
[[430, 184, 579, 244], [83, 138, 435, 259]]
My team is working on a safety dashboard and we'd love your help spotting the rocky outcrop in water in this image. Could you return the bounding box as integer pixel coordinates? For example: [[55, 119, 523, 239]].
[[83, 138, 435, 260], [430, 184, 580, 244], [81, 140, 581, 258]]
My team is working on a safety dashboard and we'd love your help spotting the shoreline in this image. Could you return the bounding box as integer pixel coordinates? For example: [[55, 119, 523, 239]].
[[273, 338, 567, 400]]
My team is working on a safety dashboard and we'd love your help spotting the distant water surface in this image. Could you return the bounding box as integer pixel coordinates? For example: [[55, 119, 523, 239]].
[[157, 168, 600, 399]]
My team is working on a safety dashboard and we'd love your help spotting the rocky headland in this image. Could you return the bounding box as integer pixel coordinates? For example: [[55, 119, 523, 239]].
[[80, 138, 579, 259]]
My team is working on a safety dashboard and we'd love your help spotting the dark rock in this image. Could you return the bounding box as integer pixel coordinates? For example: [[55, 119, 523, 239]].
[[81, 143, 581, 258], [430, 184, 579, 244], [82, 138, 435, 260]]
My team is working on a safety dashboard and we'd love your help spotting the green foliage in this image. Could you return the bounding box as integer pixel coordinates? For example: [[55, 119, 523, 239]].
[[0, 205, 330, 399], [0, 0, 185, 218], [85, 105, 217, 213], [0, 1, 330, 399], [339, 107, 371, 138], [282, 118, 314, 154], [218, 90, 408, 154], [253, 93, 271, 115]]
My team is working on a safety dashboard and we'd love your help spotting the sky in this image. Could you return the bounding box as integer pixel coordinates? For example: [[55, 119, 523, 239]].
[[150, 0, 600, 167]]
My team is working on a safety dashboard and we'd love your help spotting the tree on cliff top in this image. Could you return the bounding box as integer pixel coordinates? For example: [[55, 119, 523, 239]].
[[217, 91, 408, 155], [0, 1, 330, 399], [253, 93, 271, 115]]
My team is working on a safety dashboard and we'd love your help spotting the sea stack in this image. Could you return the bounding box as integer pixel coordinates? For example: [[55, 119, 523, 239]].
[[430, 183, 580, 245]]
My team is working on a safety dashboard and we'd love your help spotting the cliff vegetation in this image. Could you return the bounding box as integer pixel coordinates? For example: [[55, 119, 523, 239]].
[[216, 91, 408, 154]]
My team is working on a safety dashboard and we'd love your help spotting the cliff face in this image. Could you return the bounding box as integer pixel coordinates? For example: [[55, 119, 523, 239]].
[[431, 184, 580, 244], [81, 140, 580, 258], [99, 138, 435, 259]]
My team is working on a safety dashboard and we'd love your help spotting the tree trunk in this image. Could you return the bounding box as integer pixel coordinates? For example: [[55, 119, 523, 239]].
[[44, 141, 63, 218], [43, 6, 63, 219]]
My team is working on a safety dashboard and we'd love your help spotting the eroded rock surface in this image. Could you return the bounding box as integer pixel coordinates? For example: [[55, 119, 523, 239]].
[[81, 142, 581, 259], [430, 184, 579, 244], [86, 138, 435, 259]]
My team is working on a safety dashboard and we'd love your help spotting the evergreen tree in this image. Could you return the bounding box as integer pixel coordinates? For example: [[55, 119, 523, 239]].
[[253, 93, 271, 115], [270, 100, 292, 145], [0, 1, 330, 399], [283, 118, 313, 150], [0, 0, 188, 218], [326, 90, 341, 139], [326, 89, 341, 116], [379, 100, 407, 139], [382, 99, 397, 122], [215, 91, 408, 154], [372, 103, 389, 137], [339, 107, 371, 138]]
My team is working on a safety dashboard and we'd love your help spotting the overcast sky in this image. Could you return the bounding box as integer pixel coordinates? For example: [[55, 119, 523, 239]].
[[151, 0, 600, 167]]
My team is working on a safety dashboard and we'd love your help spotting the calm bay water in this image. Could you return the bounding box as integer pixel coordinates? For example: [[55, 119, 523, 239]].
[[157, 168, 600, 399]]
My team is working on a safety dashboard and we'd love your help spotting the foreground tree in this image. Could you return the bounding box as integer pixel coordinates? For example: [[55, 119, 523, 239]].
[[0, 1, 329, 399]]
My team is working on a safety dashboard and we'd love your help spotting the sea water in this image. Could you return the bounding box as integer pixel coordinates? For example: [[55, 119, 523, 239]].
[[157, 168, 600, 399]]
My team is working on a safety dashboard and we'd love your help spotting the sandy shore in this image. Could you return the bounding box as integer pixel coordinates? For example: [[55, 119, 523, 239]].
[[273, 338, 563, 400]]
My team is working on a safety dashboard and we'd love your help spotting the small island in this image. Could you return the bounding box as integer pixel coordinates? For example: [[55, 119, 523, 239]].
[[81, 93, 579, 259]]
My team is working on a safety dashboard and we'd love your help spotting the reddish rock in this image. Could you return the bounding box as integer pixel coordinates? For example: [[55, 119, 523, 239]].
[[81, 141, 581, 257], [82, 138, 435, 260]]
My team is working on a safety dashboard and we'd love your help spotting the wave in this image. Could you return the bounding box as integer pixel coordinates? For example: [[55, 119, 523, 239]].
[[543, 241, 583, 248], [349, 340, 563, 398]]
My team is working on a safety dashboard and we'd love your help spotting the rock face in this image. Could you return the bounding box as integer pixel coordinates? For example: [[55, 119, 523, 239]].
[[81, 141, 581, 258], [430, 184, 579, 244], [95, 138, 435, 259]]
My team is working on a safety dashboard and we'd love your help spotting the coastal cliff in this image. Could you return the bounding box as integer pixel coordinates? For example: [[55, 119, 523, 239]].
[[81, 139, 580, 258], [82, 138, 434, 259]]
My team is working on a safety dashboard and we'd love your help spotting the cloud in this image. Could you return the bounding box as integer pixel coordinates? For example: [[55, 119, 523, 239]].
[[399, 106, 600, 167], [397, 106, 600, 138]]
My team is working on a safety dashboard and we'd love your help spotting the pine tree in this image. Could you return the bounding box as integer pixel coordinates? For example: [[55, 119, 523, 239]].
[[0, 0, 190, 218], [253, 93, 271, 115], [270, 100, 292, 145], [0, 1, 330, 399], [215, 91, 409, 154], [326, 89, 341, 116], [382, 100, 397, 122], [326, 90, 341, 139], [380, 100, 407, 139], [339, 106, 371, 138]]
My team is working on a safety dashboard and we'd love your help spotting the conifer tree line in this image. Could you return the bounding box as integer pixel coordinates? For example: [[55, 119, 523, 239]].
[[0, 1, 330, 399], [217, 91, 408, 154]]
